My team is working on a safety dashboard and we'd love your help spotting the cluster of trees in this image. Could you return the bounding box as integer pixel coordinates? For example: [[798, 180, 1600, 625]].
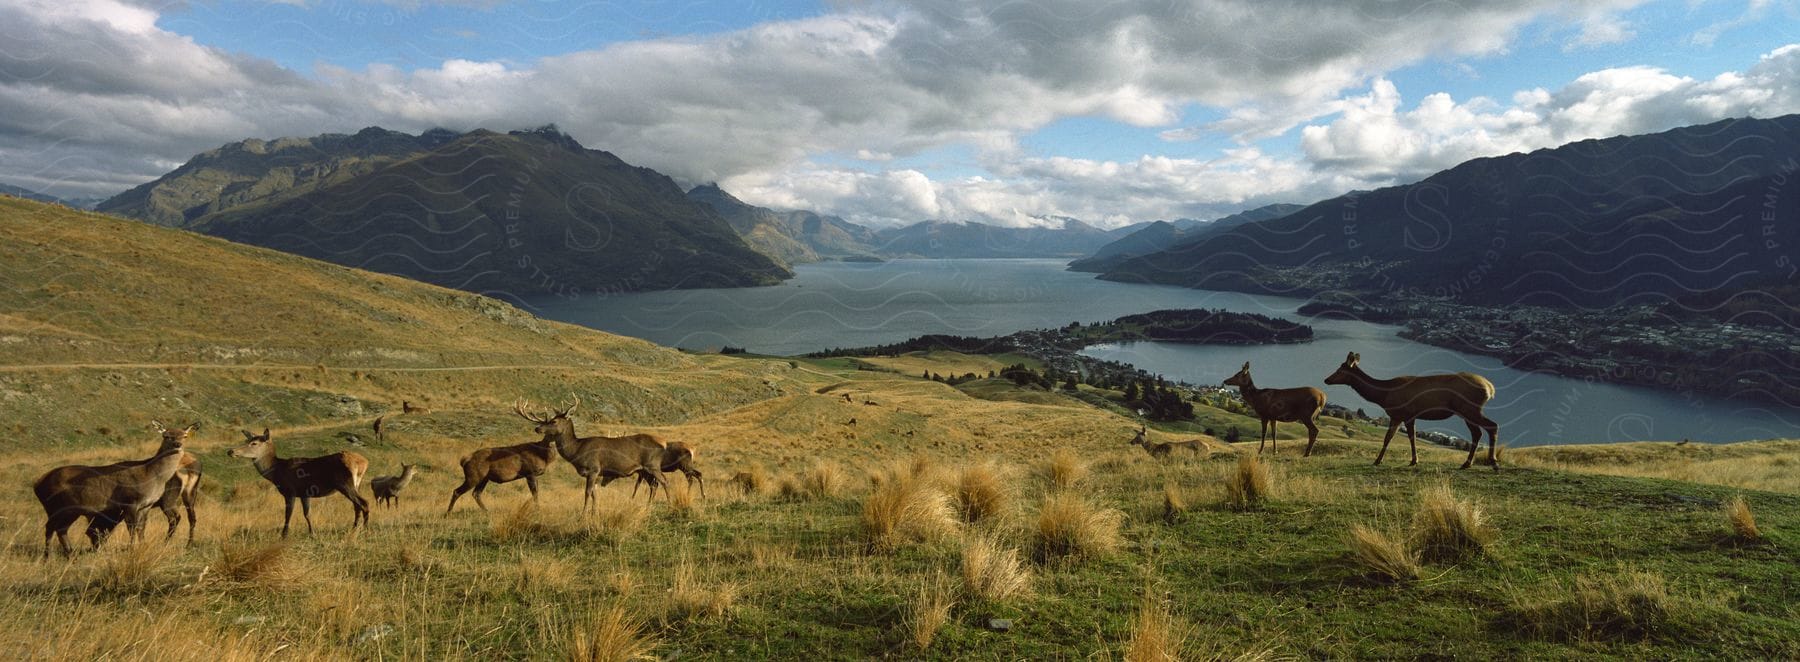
[[923, 370, 988, 386], [1108, 309, 1313, 344], [1122, 380, 1195, 421], [808, 334, 1011, 358]]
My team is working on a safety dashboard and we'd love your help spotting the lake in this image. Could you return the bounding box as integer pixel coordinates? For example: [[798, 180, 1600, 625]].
[[522, 258, 1799, 445]]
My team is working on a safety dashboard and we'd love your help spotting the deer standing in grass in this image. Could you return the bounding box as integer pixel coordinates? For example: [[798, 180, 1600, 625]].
[[1322, 352, 1499, 470], [229, 429, 371, 536], [84, 421, 205, 549], [1223, 362, 1327, 456], [1128, 425, 1205, 460], [371, 463, 420, 509], [632, 440, 705, 499], [446, 416, 558, 513], [515, 397, 668, 512], [34, 421, 194, 558]]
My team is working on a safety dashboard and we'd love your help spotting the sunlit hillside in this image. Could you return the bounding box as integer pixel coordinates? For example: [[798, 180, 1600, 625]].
[[1, 195, 1796, 659]]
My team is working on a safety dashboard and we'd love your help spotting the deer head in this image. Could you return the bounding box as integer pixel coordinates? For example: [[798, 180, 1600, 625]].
[[1323, 352, 1362, 385], [1222, 362, 1253, 388], [228, 428, 274, 461], [1128, 424, 1147, 446], [514, 397, 579, 438], [149, 420, 198, 452]]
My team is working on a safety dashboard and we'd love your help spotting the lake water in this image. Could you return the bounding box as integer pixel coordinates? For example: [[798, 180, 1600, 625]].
[[522, 258, 1799, 445]]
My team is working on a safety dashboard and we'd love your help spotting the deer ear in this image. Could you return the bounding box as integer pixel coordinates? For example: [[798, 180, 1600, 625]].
[[151, 420, 166, 433], [1242, 361, 1250, 371], [241, 430, 255, 440], [262, 427, 271, 439]]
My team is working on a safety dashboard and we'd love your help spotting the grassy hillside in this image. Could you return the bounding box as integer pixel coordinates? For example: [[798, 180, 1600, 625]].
[[2, 195, 1797, 659]]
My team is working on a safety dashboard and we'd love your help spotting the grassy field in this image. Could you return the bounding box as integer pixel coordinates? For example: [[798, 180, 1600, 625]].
[[2, 195, 1798, 659]]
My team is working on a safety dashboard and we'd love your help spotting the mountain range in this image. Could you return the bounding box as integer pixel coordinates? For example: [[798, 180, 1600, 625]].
[[1067, 204, 1303, 273], [97, 126, 790, 297], [1098, 115, 1800, 319]]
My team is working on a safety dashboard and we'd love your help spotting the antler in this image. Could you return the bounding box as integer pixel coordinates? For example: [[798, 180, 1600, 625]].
[[557, 395, 581, 417], [513, 399, 551, 424]]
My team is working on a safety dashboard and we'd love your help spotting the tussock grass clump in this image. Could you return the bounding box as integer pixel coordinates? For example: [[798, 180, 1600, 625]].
[[585, 499, 650, 541], [1409, 483, 1495, 562], [862, 468, 958, 551], [96, 542, 176, 592], [666, 480, 701, 517], [1041, 448, 1089, 490], [494, 501, 550, 541], [563, 603, 658, 662], [1161, 483, 1187, 524], [516, 552, 574, 593], [1031, 492, 1123, 562], [1224, 454, 1270, 511], [218, 540, 300, 586], [669, 556, 739, 621], [1347, 524, 1419, 583], [955, 463, 1010, 523], [802, 462, 848, 500], [904, 571, 956, 651], [1724, 495, 1761, 541], [396, 544, 435, 574], [1500, 570, 1680, 641], [1123, 593, 1190, 662], [959, 534, 1031, 603], [729, 465, 770, 497]]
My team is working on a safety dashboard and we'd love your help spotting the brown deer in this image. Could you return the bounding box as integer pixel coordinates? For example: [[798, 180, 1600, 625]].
[[1322, 352, 1498, 470], [402, 401, 429, 415], [447, 417, 558, 513], [1223, 362, 1327, 456], [229, 429, 371, 536], [1127, 425, 1205, 460], [631, 440, 705, 499], [515, 397, 668, 512], [371, 463, 420, 509], [34, 421, 194, 557], [84, 439, 203, 549]]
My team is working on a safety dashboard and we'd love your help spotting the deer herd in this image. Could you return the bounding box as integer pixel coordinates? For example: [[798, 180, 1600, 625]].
[[32, 352, 1493, 558]]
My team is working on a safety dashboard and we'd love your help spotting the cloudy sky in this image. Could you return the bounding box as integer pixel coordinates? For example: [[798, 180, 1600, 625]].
[[2, 0, 1798, 227]]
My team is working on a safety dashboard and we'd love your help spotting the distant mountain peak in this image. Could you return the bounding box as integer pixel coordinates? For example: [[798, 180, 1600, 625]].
[[509, 124, 585, 151]]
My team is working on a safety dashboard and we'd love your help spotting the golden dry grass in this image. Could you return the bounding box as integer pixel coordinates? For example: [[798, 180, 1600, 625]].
[[904, 571, 957, 651], [1032, 492, 1123, 562], [1123, 592, 1190, 662], [959, 534, 1032, 603], [669, 555, 740, 622], [1410, 483, 1495, 563], [1510, 440, 1800, 494], [1161, 482, 1187, 524], [1042, 448, 1089, 490], [802, 461, 849, 499], [562, 603, 658, 662], [1224, 454, 1270, 511], [217, 539, 301, 586], [1347, 524, 1419, 583], [1724, 495, 1762, 541], [955, 463, 1010, 524], [862, 467, 959, 551], [1500, 570, 1680, 641]]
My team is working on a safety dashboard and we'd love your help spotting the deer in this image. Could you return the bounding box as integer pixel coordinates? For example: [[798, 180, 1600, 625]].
[[1322, 352, 1499, 470], [446, 418, 558, 513], [631, 440, 705, 499], [515, 397, 668, 513], [34, 421, 194, 558], [371, 463, 420, 509], [1223, 361, 1327, 456], [1127, 425, 1205, 460], [83, 431, 203, 549], [229, 428, 371, 536], [403, 401, 429, 415]]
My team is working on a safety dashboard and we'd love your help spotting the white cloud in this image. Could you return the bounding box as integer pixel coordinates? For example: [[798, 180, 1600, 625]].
[[2, 0, 1646, 200]]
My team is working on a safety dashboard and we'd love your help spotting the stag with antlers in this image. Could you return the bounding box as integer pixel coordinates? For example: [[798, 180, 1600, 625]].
[[514, 397, 670, 513]]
